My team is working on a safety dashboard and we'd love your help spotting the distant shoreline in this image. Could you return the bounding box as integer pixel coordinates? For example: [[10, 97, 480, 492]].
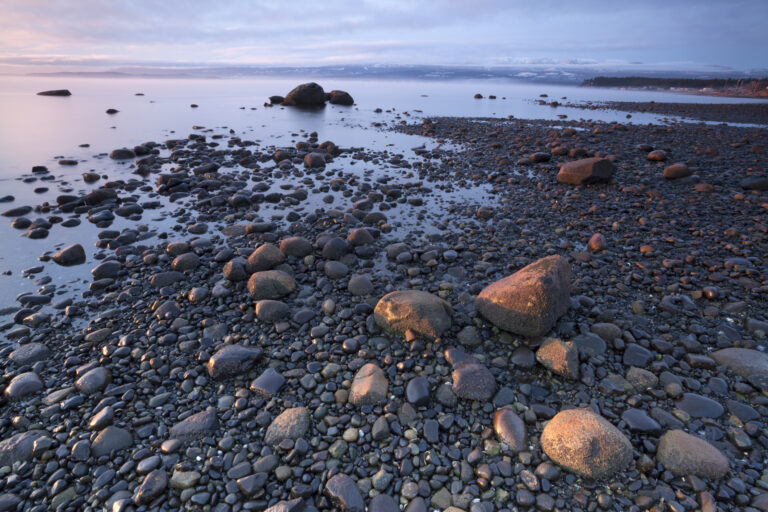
[[582, 76, 768, 99]]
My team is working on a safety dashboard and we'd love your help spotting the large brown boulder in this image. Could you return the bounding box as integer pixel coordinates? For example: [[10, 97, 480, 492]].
[[284, 82, 327, 106], [328, 90, 354, 105], [374, 290, 452, 339], [476, 255, 571, 338], [541, 408, 632, 480], [557, 158, 615, 185], [656, 429, 729, 479]]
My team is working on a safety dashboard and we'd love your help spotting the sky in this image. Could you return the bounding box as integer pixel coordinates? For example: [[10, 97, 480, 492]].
[[0, 0, 766, 73]]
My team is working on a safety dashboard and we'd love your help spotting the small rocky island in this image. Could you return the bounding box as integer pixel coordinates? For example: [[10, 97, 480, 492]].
[[268, 82, 354, 107]]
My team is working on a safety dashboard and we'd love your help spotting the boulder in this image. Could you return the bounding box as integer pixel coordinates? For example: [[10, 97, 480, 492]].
[[541, 408, 632, 479], [52, 244, 86, 266], [328, 90, 354, 105], [476, 255, 571, 338], [656, 429, 729, 479], [284, 82, 327, 106], [557, 158, 615, 185], [374, 290, 452, 339]]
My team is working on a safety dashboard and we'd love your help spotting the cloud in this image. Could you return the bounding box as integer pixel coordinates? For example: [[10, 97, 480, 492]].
[[0, 0, 766, 70]]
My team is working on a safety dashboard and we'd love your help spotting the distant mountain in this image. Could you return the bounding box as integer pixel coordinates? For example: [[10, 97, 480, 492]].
[[25, 65, 768, 85]]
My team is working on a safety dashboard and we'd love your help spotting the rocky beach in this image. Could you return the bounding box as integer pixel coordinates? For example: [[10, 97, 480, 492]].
[[1, 82, 768, 512]]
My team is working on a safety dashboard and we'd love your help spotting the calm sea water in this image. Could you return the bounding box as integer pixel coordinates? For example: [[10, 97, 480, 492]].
[[0, 75, 763, 319]]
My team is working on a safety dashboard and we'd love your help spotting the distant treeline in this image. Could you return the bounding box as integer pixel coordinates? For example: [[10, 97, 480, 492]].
[[582, 76, 768, 89]]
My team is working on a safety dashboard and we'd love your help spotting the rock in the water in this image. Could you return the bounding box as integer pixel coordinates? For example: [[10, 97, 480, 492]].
[[328, 90, 354, 105], [207, 345, 263, 380], [493, 408, 528, 451], [4, 372, 43, 399], [541, 408, 632, 480], [37, 89, 71, 96], [325, 473, 365, 512], [536, 338, 579, 379], [656, 429, 729, 479], [52, 244, 86, 266], [284, 82, 327, 106], [134, 469, 167, 505], [349, 363, 388, 406], [374, 290, 452, 339], [557, 158, 615, 185], [110, 148, 136, 160], [247, 270, 296, 299], [91, 426, 132, 457], [264, 407, 310, 445], [476, 255, 571, 338], [170, 409, 218, 442]]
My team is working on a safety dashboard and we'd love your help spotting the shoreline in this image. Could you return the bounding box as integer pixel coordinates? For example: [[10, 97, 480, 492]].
[[1, 102, 767, 510]]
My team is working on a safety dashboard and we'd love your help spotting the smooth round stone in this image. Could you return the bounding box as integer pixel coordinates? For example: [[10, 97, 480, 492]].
[[493, 408, 528, 452], [656, 429, 729, 479], [5, 372, 43, 398]]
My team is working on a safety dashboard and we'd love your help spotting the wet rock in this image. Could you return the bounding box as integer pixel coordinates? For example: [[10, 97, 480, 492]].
[[52, 244, 86, 266], [374, 290, 452, 338], [207, 344, 263, 380], [536, 337, 579, 379], [4, 372, 43, 399], [84, 187, 117, 205], [541, 408, 632, 480], [349, 363, 388, 406], [304, 152, 326, 168], [1, 206, 32, 217], [133, 469, 167, 505], [92, 260, 121, 279], [169, 409, 218, 442], [91, 426, 132, 457], [247, 270, 296, 299], [493, 408, 527, 451], [325, 473, 364, 512], [656, 430, 729, 479], [329, 90, 354, 105], [110, 148, 136, 160], [476, 255, 571, 338], [150, 271, 184, 288], [264, 407, 310, 445], [557, 157, 616, 185]]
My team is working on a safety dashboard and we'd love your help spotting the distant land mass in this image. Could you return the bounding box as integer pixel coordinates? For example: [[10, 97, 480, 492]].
[[583, 76, 768, 98], [25, 64, 768, 86]]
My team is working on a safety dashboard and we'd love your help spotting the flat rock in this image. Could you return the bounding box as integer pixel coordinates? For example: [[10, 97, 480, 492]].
[[476, 255, 571, 338], [349, 363, 388, 406], [711, 347, 768, 379], [325, 473, 364, 512], [676, 393, 723, 418], [37, 89, 71, 96], [621, 408, 661, 434], [656, 429, 729, 479], [541, 408, 632, 480], [91, 426, 132, 457], [170, 409, 218, 442], [247, 270, 296, 299], [0, 431, 48, 466], [264, 407, 310, 445], [374, 290, 452, 338], [207, 345, 263, 380], [9, 343, 51, 365], [493, 408, 527, 451], [557, 157, 616, 185], [250, 368, 285, 398]]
